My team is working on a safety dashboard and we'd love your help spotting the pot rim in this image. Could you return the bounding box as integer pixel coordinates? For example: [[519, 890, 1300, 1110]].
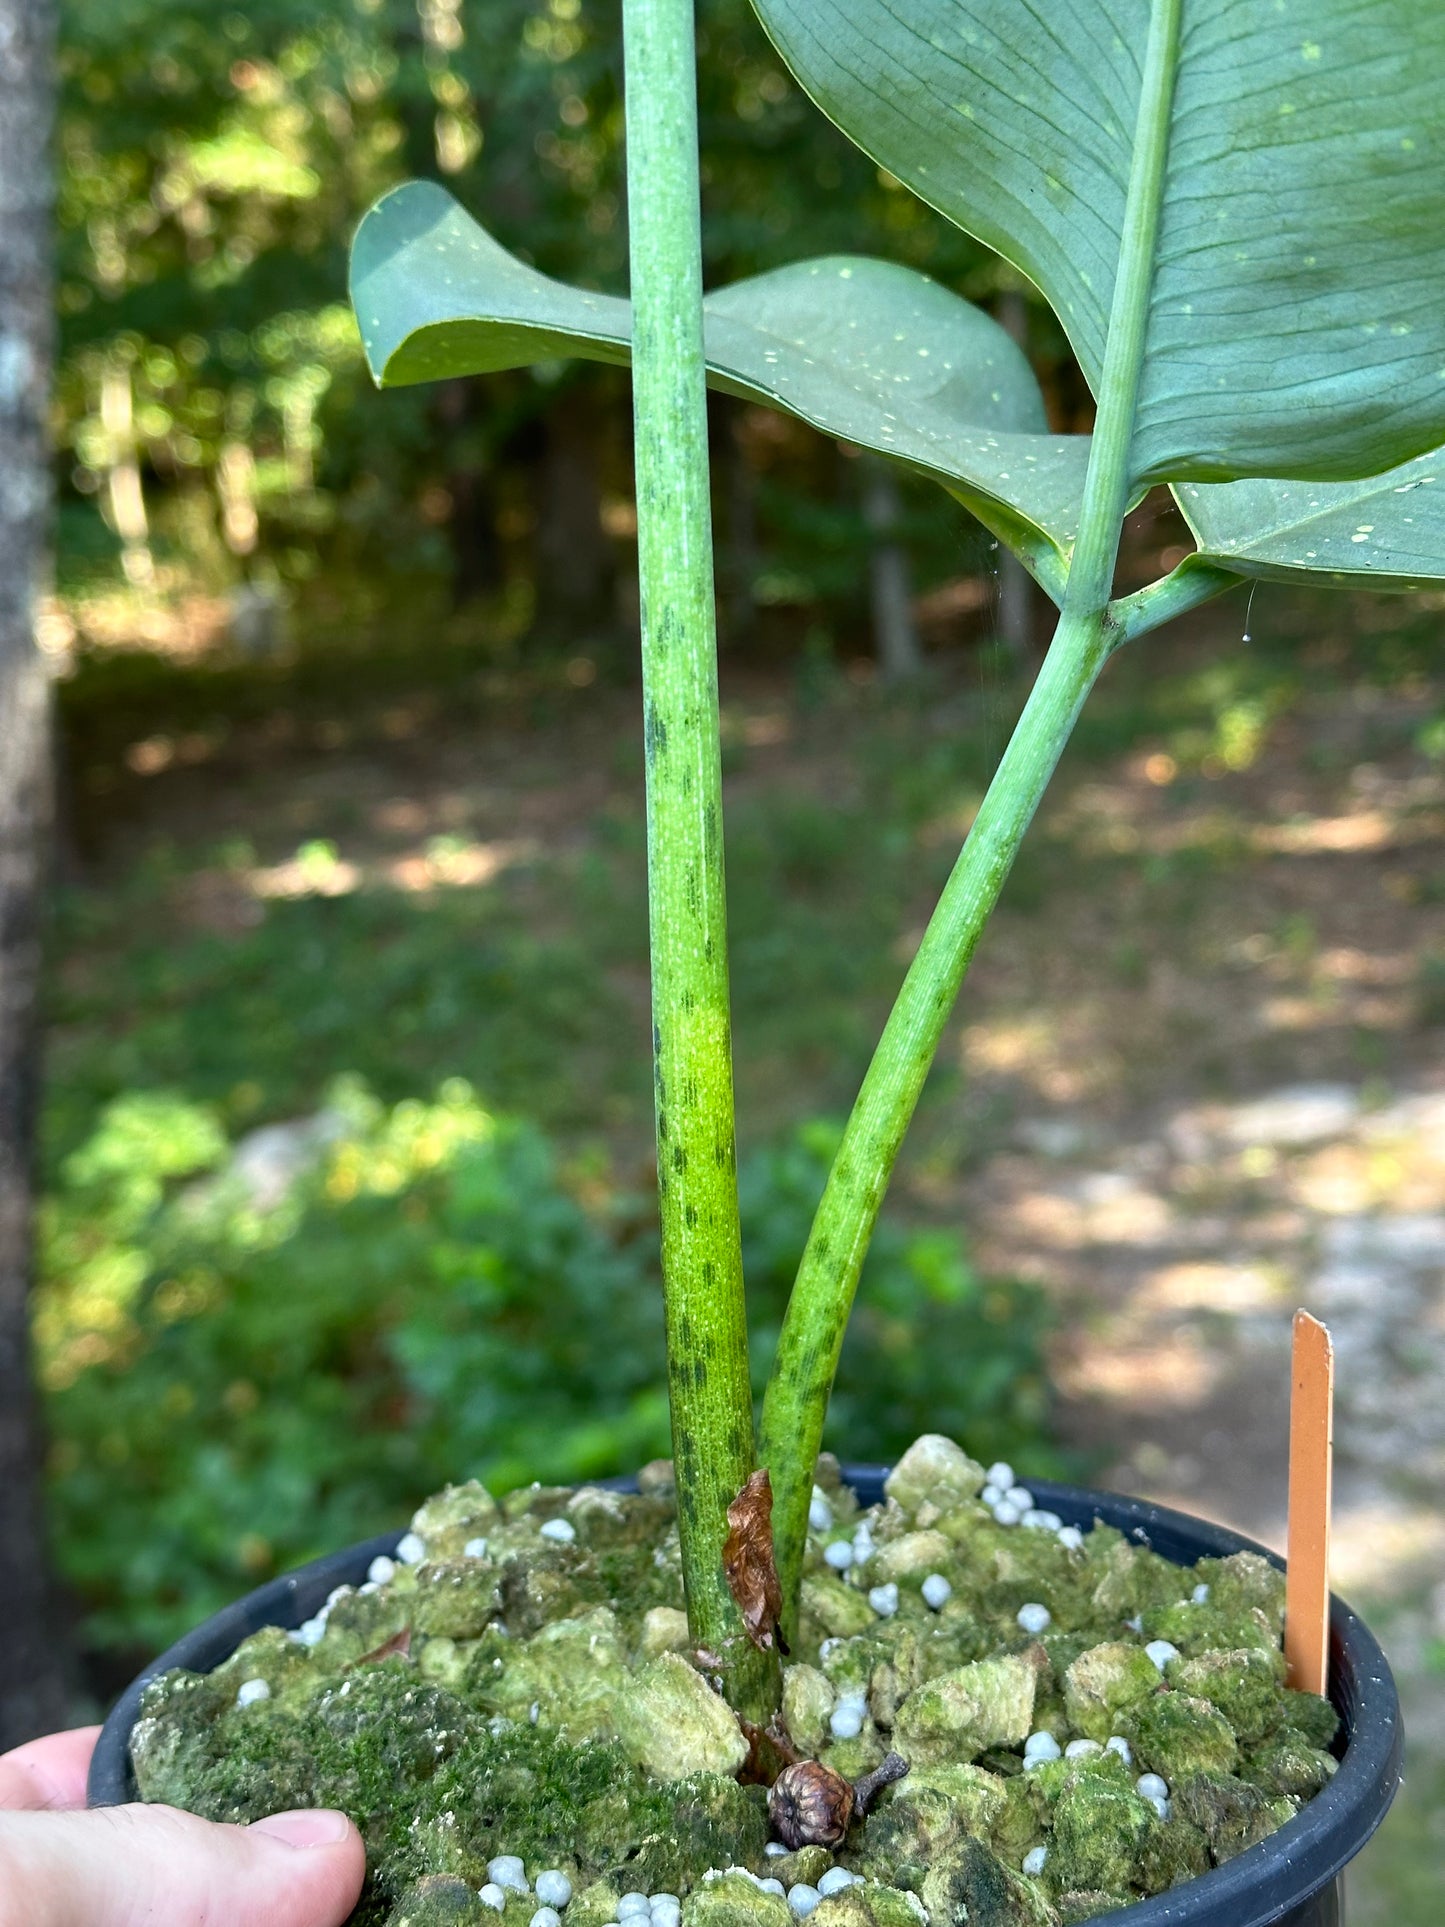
[[89, 1470, 1401, 1927]]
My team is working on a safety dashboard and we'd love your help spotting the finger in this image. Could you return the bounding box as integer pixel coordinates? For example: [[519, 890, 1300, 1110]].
[[0, 1800, 366, 1927], [0, 1728, 102, 1811]]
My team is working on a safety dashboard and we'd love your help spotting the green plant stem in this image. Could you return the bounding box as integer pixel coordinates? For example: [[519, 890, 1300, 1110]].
[[1112, 557, 1242, 644], [621, 0, 773, 1714], [760, 0, 1187, 1617], [1063, 0, 1181, 615], [758, 599, 1111, 1609]]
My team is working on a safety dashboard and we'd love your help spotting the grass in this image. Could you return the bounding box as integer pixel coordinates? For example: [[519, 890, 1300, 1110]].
[[49, 574, 1445, 1169]]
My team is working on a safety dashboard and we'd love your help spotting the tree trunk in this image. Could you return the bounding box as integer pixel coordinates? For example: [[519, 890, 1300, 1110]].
[[534, 391, 613, 637], [0, 0, 69, 1749], [102, 361, 157, 583], [436, 377, 500, 609], [861, 455, 922, 682], [722, 400, 758, 647]]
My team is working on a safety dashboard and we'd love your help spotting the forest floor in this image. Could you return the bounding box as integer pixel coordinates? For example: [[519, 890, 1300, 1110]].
[[49, 571, 1445, 1913]]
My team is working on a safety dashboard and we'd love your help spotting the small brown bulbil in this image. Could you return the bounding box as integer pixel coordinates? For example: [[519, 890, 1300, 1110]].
[[769, 1748, 908, 1849], [769, 1760, 856, 1848]]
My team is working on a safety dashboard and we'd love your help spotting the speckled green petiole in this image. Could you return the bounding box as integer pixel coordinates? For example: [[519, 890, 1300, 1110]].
[[621, 0, 775, 1715]]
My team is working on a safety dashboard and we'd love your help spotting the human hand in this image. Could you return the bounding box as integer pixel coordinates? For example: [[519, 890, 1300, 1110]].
[[0, 1725, 365, 1927]]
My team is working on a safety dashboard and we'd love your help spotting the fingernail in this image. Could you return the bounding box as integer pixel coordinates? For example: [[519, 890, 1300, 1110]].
[[251, 1808, 354, 1849]]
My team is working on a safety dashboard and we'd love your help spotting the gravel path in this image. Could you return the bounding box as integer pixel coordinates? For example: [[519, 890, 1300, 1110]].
[[960, 1075, 1445, 1919]]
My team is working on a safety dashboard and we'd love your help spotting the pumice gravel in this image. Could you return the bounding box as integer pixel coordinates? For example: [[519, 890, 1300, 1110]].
[[127, 1435, 1341, 1927]]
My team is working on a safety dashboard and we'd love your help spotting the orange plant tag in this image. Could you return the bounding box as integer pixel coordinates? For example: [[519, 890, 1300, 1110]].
[[1285, 1310, 1334, 1696]]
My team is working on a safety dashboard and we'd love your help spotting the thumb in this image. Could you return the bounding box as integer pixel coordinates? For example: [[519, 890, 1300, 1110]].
[[1, 1800, 366, 1927]]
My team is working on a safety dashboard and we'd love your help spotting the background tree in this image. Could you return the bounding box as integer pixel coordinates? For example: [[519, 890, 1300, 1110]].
[[0, 0, 69, 1748]]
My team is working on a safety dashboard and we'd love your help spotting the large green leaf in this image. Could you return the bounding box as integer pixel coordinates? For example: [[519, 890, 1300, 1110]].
[[749, 0, 1445, 487], [1176, 448, 1445, 592], [350, 180, 1091, 559]]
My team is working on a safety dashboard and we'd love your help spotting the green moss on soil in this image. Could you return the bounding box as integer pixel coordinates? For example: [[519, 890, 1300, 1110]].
[[130, 1440, 1338, 1925]]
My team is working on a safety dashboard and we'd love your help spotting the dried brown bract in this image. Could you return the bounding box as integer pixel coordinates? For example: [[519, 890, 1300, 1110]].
[[351, 1625, 412, 1667], [723, 1468, 788, 1653]]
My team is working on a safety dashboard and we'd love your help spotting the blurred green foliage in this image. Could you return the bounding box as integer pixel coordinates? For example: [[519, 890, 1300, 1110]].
[[39, 1080, 1055, 1654]]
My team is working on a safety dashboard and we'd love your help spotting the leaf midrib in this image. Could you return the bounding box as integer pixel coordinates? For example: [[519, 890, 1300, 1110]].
[[1065, 0, 1184, 613]]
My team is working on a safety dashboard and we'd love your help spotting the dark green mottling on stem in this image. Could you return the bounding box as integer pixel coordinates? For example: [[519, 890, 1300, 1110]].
[[622, 0, 774, 1715]]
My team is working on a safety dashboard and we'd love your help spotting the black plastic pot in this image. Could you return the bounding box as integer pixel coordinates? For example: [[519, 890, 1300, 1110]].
[[89, 1473, 1401, 1927]]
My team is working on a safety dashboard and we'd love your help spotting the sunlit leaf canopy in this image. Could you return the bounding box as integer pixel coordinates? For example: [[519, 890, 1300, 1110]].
[[57, 0, 1019, 611], [351, 181, 1091, 559], [62, 0, 1445, 607], [749, 0, 1445, 490]]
